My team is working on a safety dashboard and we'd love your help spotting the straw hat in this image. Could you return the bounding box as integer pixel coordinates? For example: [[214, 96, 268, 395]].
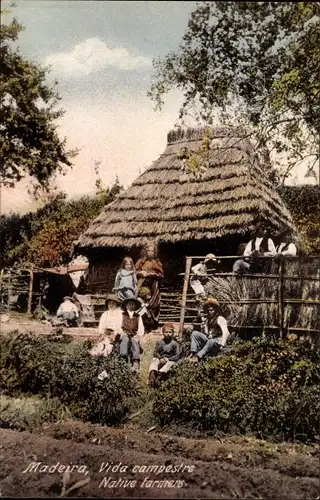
[[203, 298, 221, 313], [204, 253, 217, 262], [63, 296, 74, 302], [105, 294, 120, 306], [121, 297, 142, 311]]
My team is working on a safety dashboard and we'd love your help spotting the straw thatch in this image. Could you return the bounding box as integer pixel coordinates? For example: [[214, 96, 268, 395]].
[[77, 126, 296, 250]]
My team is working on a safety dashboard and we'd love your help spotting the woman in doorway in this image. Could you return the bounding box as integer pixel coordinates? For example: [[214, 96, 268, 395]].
[[135, 243, 164, 327]]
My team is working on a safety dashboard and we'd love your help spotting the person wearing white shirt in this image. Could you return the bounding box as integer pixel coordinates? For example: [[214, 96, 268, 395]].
[[56, 296, 79, 326], [98, 294, 123, 335], [243, 222, 276, 257], [242, 222, 276, 273], [119, 297, 144, 374], [90, 294, 123, 357], [190, 253, 218, 297], [276, 229, 297, 257], [188, 298, 230, 362]]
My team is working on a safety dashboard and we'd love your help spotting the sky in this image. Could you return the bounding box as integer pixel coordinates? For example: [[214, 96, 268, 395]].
[[1, 0, 316, 214]]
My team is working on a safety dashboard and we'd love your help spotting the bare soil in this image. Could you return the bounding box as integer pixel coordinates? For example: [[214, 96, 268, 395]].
[[0, 422, 319, 499]]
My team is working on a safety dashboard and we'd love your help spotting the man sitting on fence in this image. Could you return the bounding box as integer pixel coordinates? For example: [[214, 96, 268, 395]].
[[54, 296, 80, 327], [148, 323, 181, 388], [276, 228, 298, 257], [243, 222, 276, 273], [187, 298, 230, 362], [233, 243, 251, 275]]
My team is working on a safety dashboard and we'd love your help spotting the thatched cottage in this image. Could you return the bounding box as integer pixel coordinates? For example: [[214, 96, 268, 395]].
[[76, 126, 296, 293]]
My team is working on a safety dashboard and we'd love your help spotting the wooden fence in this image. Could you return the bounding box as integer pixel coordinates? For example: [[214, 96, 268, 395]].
[[1, 257, 319, 340], [174, 255, 320, 339]]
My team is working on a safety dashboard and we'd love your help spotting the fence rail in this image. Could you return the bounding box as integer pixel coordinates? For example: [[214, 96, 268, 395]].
[[176, 255, 320, 339]]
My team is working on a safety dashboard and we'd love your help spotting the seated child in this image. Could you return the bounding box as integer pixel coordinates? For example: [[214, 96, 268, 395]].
[[148, 323, 181, 388], [98, 294, 123, 335], [119, 297, 144, 374], [90, 330, 115, 357], [55, 296, 80, 327]]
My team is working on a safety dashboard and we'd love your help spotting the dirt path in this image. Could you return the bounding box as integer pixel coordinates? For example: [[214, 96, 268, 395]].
[[1, 422, 319, 498]]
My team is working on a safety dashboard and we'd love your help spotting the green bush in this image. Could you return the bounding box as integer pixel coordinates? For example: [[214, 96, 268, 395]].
[[153, 336, 320, 442], [0, 332, 75, 395], [0, 395, 71, 431], [0, 332, 138, 425]]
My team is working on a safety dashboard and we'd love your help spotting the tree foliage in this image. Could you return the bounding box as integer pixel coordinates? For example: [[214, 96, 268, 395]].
[[279, 185, 320, 254], [149, 2, 320, 183], [0, 179, 122, 268], [0, 7, 76, 188]]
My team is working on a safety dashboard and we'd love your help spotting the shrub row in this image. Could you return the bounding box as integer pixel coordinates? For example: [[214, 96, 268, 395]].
[[153, 336, 320, 442], [0, 395, 70, 431], [0, 332, 138, 425]]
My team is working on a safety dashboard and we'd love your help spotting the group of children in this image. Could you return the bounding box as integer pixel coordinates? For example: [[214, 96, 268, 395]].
[[90, 294, 145, 373], [90, 290, 230, 385]]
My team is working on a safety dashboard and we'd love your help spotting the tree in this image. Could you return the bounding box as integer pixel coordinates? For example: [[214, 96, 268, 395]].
[[0, 6, 77, 189], [149, 2, 320, 184], [0, 180, 123, 268], [279, 185, 320, 254]]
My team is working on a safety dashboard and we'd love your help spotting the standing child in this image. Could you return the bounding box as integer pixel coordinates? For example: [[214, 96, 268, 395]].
[[113, 257, 138, 302], [119, 297, 144, 374]]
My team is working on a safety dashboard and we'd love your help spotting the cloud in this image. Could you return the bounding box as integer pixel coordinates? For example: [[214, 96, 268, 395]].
[[45, 38, 152, 77]]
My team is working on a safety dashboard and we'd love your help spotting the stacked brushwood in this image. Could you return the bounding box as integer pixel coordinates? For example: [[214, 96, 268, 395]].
[[205, 257, 320, 334]]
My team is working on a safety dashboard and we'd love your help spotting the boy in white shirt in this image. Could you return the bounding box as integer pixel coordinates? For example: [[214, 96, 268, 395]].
[[190, 253, 218, 298], [55, 296, 80, 327]]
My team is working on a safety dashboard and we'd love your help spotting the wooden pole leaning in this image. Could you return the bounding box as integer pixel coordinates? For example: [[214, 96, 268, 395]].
[[179, 256, 192, 339]]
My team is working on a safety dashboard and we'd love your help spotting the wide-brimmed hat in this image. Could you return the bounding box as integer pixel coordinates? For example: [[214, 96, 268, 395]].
[[121, 297, 142, 311], [204, 253, 217, 262], [105, 294, 120, 306], [203, 298, 221, 313], [63, 296, 74, 302]]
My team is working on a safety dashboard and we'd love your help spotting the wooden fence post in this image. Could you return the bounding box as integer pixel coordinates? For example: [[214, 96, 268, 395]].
[[179, 257, 192, 339], [0, 269, 3, 308], [7, 270, 11, 313], [278, 259, 284, 339], [27, 265, 34, 314]]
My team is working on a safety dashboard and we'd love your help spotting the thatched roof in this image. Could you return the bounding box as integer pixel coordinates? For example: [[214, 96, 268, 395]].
[[77, 126, 296, 250]]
